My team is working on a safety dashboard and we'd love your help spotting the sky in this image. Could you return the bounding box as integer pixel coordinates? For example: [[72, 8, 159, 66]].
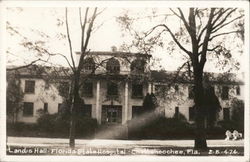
[[5, 6, 246, 74]]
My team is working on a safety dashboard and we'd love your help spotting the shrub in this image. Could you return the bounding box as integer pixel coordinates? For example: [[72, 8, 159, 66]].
[[128, 115, 194, 139], [36, 112, 97, 138], [7, 122, 38, 136], [206, 126, 227, 139], [231, 98, 244, 132], [37, 113, 57, 132], [75, 117, 98, 138], [217, 120, 238, 131]]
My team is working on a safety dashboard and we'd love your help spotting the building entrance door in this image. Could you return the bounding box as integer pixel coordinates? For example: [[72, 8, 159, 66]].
[[102, 105, 122, 124]]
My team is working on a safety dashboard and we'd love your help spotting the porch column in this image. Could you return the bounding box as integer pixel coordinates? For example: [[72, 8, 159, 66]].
[[152, 84, 155, 94], [96, 80, 101, 124], [148, 83, 152, 94], [123, 81, 129, 124]]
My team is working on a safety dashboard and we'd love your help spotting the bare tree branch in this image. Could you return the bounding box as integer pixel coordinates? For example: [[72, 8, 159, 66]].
[[207, 45, 221, 52], [65, 8, 76, 70], [212, 8, 237, 31], [78, 8, 98, 70], [212, 15, 244, 33], [48, 53, 74, 70], [79, 8, 83, 27], [167, 60, 190, 88], [211, 8, 231, 26], [7, 59, 42, 71], [146, 24, 192, 56], [177, 8, 192, 35], [80, 8, 89, 54], [199, 8, 215, 68], [210, 30, 239, 40]]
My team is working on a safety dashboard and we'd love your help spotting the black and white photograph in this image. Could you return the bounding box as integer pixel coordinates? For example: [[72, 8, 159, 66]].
[[0, 1, 249, 162]]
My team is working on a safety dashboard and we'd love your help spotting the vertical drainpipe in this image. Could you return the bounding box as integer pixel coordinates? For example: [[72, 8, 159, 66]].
[[96, 80, 101, 124], [123, 81, 128, 124]]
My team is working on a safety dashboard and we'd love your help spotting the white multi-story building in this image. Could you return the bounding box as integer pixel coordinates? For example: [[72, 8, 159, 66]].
[[8, 51, 244, 126]]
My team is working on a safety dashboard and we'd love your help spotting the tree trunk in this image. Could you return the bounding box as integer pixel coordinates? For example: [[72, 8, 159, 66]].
[[69, 71, 81, 148], [194, 68, 208, 150]]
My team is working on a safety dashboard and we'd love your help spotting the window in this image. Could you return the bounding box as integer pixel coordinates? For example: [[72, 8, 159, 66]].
[[188, 86, 194, 99], [223, 108, 230, 121], [44, 82, 49, 90], [221, 86, 229, 100], [58, 103, 63, 113], [58, 82, 70, 96], [236, 86, 240, 95], [24, 80, 35, 93], [132, 84, 143, 98], [106, 58, 120, 74], [174, 107, 179, 118], [101, 106, 122, 124], [210, 86, 215, 94], [79, 104, 92, 117], [83, 58, 95, 72], [23, 102, 34, 117], [189, 107, 195, 121], [154, 85, 167, 96], [132, 106, 144, 118], [107, 82, 118, 96], [44, 103, 48, 113], [174, 85, 179, 91], [82, 82, 93, 97], [131, 59, 146, 73]]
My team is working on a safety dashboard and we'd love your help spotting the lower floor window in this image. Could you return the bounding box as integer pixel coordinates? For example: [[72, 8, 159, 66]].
[[80, 104, 92, 117], [223, 108, 230, 121], [23, 102, 34, 117], [189, 107, 195, 121], [174, 107, 179, 118], [58, 103, 63, 113], [102, 105, 122, 124], [132, 106, 144, 118]]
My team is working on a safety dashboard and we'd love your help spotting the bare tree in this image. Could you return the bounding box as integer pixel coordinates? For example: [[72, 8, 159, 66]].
[[6, 7, 102, 148], [65, 7, 99, 147], [117, 8, 244, 149]]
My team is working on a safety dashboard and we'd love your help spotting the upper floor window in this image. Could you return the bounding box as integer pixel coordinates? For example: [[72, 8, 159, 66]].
[[25, 80, 35, 93], [106, 58, 120, 74], [236, 86, 240, 95], [174, 85, 179, 91], [81, 82, 93, 97], [58, 82, 70, 96], [107, 82, 118, 97], [43, 103, 48, 113], [221, 86, 229, 100], [83, 57, 95, 72], [23, 102, 34, 117], [131, 59, 146, 73], [44, 82, 49, 90], [132, 84, 143, 98], [188, 86, 194, 99]]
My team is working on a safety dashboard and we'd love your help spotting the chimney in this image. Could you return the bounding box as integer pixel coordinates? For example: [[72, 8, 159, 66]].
[[111, 46, 117, 52], [75, 52, 81, 66]]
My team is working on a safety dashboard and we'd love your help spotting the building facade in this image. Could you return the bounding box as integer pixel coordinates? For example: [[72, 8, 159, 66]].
[[8, 51, 245, 125]]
